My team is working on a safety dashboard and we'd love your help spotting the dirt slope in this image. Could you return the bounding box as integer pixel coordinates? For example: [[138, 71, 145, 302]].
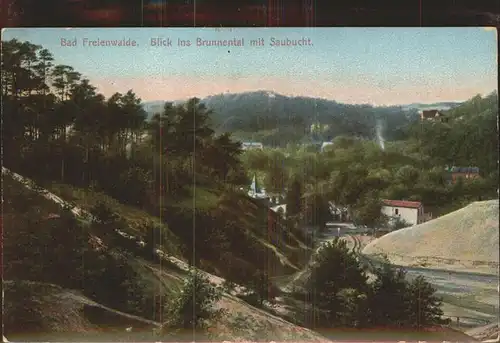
[[3, 280, 160, 341], [362, 200, 499, 275], [467, 323, 500, 342]]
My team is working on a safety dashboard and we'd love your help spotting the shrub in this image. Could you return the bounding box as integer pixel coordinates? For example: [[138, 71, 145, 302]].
[[303, 238, 447, 330], [162, 268, 225, 332]]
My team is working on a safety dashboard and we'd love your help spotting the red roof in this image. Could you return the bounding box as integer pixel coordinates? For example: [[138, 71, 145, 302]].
[[382, 199, 422, 209]]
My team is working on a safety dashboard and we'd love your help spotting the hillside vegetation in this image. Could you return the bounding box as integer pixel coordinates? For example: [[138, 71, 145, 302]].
[[2, 38, 312, 289], [3, 170, 329, 341], [1, 38, 319, 340], [146, 91, 426, 146], [240, 92, 498, 231]]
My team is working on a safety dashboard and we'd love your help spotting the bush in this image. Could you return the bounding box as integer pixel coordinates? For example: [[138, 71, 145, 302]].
[[303, 238, 447, 330], [390, 216, 412, 230], [243, 270, 280, 307], [368, 264, 446, 329], [82, 251, 153, 318], [162, 268, 225, 333]]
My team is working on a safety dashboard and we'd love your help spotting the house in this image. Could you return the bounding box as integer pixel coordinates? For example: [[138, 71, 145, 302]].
[[381, 199, 426, 226], [448, 166, 480, 184], [420, 109, 448, 122], [241, 142, 263, 150]]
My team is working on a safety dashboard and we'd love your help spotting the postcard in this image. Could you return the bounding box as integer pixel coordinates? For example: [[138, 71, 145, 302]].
[[1, 27, 498, 342]]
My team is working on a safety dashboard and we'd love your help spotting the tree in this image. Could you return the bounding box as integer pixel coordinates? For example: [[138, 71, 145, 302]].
[[305, 238, 368, 327], [286, 177, 302, 218], [405, 276, 447, 329], [368, 264, 410, 327], [395, 165, 420, 188], [202, 132, 243, 182], [337, 288, 370, 328], [139, 220, 163, 261], [163, 268, 224, 333], [367, 264, 447, 329], [351, 197, 387, 233], [302, 192, 331, 231], [245, 270, 278, 306]]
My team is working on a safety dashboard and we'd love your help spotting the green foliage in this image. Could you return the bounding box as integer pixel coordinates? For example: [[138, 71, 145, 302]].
[[369, 265, 447, 329], [390, 216, 412, 230], [408, 93, 498, 176], [163, 268, 224, 331], [302, 192, 331, 230], [303, 238, 447, 329], [240, 92, 497, 219], [2, 38, 302, 297], [200, 91, 419, 146], [351, 197, 387, 230], [3, 179, 157, 320], [405, 276, 448, 329], [286, 177, 303, 217], [242, 270, 280, 307]]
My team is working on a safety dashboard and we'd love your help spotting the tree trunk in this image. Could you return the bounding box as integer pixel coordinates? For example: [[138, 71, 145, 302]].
[[61, 158, 65, 182]]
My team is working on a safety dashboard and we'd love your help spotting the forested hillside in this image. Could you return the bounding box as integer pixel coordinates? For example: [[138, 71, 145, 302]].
[[406, 92, 498, 178], [2, 38, 315, 338], [144, 91, 431, 146], [241, 92, 498, 228]]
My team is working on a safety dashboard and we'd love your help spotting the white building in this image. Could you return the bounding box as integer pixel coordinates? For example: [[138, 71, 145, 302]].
[[381, 199, 425, 226], [242, 142, 264, 150]]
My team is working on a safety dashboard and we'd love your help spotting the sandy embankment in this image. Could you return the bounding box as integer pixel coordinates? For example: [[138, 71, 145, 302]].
[[362, 200, 499, 276]]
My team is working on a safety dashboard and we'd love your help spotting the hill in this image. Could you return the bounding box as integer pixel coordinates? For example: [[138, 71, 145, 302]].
[[142, 91, 426, 146], [400, 101, 462, 111], [2, 169, 326, 342], [362, 200, 499, 275]]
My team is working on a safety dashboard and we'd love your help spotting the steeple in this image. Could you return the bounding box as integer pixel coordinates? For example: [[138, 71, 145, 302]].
[[250, 173, 260, 195]]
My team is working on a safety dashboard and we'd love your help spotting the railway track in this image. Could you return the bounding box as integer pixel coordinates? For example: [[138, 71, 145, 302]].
[[346, 233, 377, 272]]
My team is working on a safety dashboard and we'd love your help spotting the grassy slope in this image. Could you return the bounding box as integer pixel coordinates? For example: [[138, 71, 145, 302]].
[[3, 173, 330, 341], [47, 182, 185, 258], [47, 181, 312, 280]]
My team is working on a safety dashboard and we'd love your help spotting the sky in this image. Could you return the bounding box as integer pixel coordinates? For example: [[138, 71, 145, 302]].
[[2, 27, 497, 105]]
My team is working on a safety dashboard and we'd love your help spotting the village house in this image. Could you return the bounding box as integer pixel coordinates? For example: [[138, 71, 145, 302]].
[[448, 166, 480, 184], [241, 142, 264, 150], [419, 109, 448, 122], [381, 199, 430, 226]]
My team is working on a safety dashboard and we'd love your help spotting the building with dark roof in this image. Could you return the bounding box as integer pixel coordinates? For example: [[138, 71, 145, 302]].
[[420, 109, 448, 122]]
